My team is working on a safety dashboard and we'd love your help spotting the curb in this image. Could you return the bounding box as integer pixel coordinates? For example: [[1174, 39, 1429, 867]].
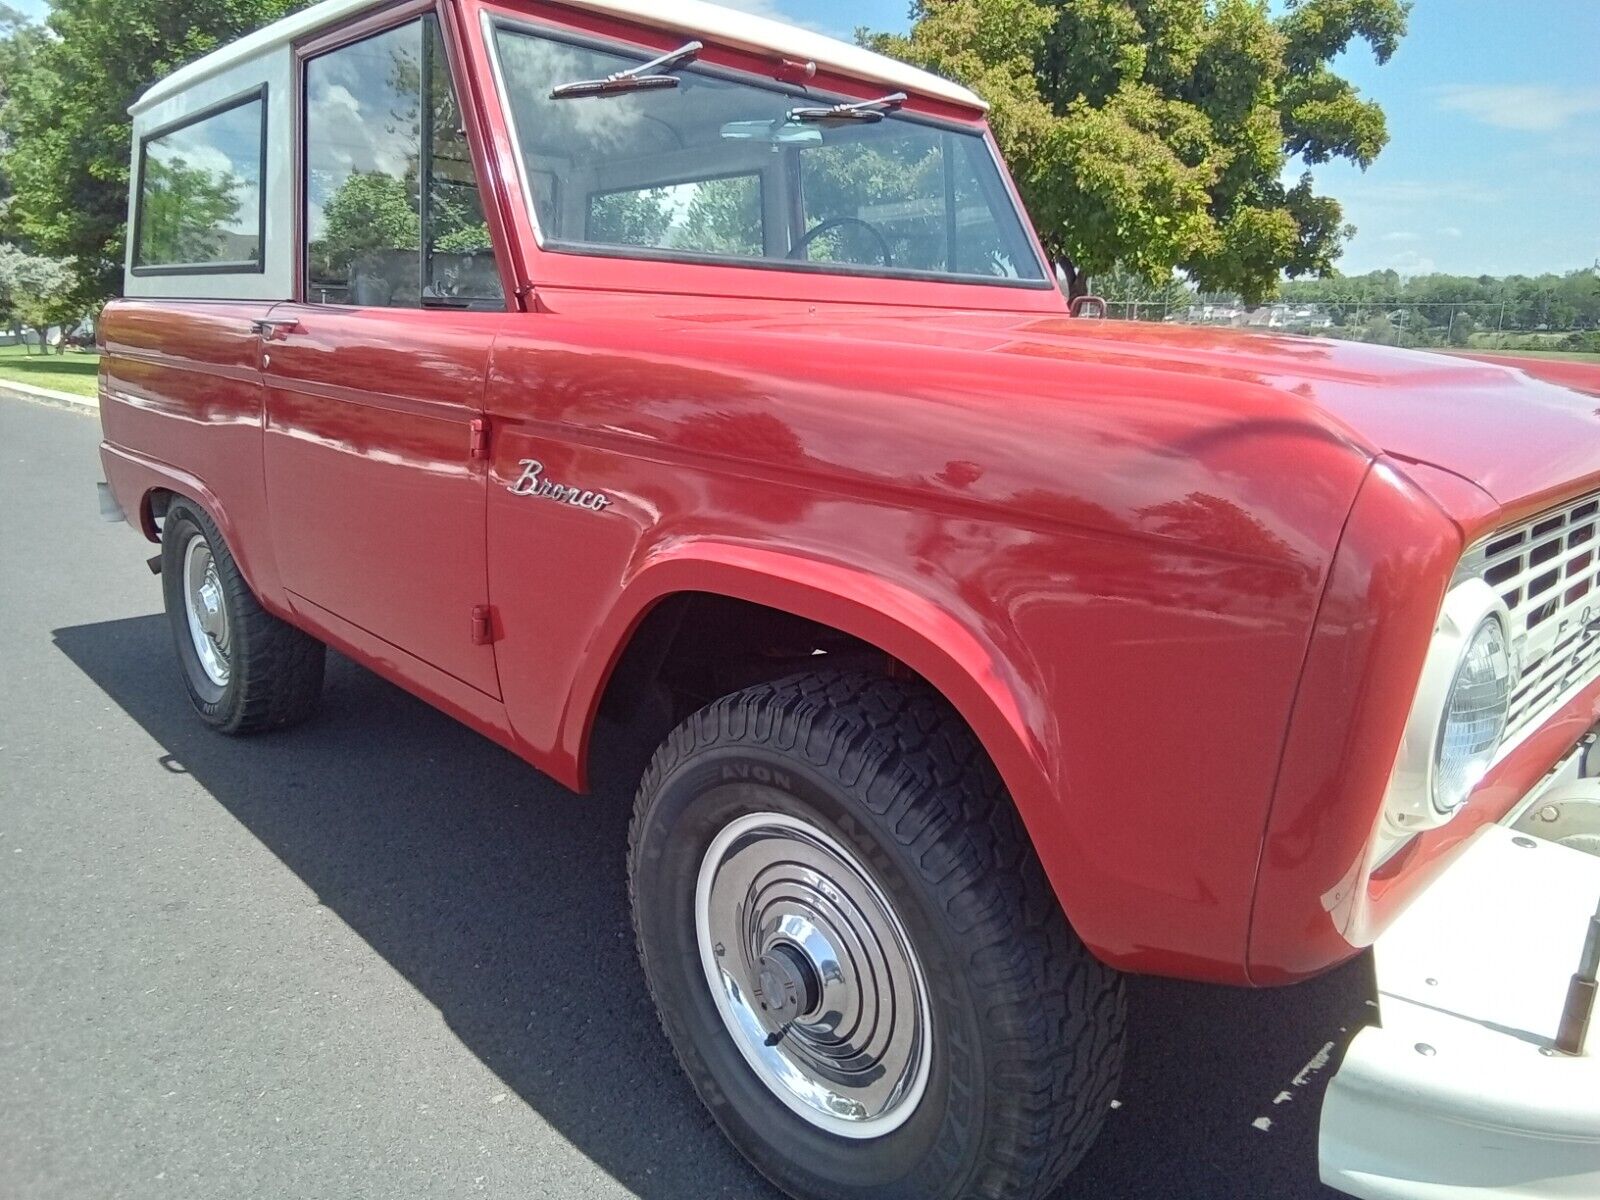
[[0, 377, 100, 414]]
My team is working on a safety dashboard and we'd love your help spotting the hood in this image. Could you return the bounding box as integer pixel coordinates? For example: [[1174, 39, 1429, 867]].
[[751, 310, 1600, 514]]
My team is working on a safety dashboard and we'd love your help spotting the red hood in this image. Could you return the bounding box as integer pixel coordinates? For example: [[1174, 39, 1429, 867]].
[[779, 311, 1600, 515]]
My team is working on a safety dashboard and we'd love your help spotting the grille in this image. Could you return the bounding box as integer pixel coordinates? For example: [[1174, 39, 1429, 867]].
[[1466, 490, 1600, 748]]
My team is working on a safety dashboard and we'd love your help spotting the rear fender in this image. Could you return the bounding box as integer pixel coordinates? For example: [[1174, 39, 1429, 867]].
[[99, 442, 286, 614]]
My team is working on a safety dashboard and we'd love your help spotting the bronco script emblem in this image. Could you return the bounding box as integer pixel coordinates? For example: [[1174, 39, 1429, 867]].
[[507, 459, 612, 513]]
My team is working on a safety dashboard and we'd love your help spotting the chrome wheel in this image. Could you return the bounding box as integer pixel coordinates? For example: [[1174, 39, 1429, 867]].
[[695, 811, 933, 1139], [182, 534, 231, 688]]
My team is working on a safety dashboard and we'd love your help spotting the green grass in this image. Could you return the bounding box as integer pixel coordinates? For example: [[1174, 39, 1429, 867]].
[[1446, 348, 1600, 364], [0, 343, 102, 398], [1500, 350, 1600, 363]]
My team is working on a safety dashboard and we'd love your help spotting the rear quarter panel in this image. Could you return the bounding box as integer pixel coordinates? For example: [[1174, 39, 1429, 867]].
[[98, 299, 285, 608]]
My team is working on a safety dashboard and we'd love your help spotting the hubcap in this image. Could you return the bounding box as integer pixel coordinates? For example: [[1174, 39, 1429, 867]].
[[182, 535, 231, 688], [696, 811, 933, 1138]]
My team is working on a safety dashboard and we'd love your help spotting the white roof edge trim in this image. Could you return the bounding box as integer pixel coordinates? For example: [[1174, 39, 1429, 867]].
[[132, 0, 987, 117], [553, 0, 986, 111]]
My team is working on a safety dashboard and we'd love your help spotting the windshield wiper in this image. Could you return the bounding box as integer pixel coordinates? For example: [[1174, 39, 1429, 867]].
[[787, 91, 908, 124], [550, 40, 704, 100]]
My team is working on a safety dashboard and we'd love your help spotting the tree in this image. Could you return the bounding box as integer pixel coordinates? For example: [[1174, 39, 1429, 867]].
[[865, 0, 1410, 302], [0, 0, 312, 309], [0, 4, 46, 223], [0, 242, 82, 353], [1099, 261, 1194, 317]]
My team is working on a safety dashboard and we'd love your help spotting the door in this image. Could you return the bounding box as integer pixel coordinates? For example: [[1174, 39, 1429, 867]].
[[262, 11, 509, 697]]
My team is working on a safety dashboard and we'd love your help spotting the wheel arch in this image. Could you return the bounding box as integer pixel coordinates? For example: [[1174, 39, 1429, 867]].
[[563, 542, 1065, 907]]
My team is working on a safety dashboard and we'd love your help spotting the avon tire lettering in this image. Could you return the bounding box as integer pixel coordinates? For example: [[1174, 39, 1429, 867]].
[[719, 763, 793, 790], [508, 459, 612, 513]]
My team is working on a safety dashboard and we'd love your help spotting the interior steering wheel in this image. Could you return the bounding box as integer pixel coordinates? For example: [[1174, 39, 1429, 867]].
[[789, 216, 895, 267]]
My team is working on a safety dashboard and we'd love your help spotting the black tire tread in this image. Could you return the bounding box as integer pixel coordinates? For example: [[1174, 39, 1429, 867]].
[[165, 500, 324, 734], [629, 670, 1125, 1200]]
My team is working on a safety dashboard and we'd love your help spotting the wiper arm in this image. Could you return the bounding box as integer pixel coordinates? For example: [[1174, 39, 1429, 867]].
[[787, 91, 908, 124], [550, 40, 703, 100]]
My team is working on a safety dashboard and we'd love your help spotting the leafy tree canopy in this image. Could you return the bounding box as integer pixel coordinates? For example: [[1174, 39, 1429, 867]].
[[865, 0, 1411, 302], [0, 4, 47, 218], [0, 0, 311, 308]]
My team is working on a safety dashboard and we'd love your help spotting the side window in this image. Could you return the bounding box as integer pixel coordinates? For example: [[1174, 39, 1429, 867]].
[[135, 92, 266, 272], [304, 16, 502, 308]]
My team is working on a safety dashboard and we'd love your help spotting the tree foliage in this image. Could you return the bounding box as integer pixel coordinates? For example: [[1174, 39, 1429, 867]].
[[865, 0, 1411, 301], [0, 241, 81, 351], [0, 0, 312, 308], [1279, 266, 1600, 336], [0, 4, 46, 219]]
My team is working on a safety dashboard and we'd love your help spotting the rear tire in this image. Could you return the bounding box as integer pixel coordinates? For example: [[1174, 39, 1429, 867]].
[[160, 499, 324, 734], [629, 671, 1125, 1200]]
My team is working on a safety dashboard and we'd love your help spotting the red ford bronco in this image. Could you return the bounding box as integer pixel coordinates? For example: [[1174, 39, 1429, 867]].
[[97, 1, 1600, 1196]]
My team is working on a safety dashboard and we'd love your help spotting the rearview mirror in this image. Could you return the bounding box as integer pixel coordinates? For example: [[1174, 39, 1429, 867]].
[[720, 119, 823, 146]]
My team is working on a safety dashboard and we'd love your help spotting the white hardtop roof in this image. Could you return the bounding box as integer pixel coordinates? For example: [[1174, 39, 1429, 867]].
[[132, 0, 987, 116]]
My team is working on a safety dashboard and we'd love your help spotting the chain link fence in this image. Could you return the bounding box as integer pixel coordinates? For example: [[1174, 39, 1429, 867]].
[[1099, 297, 1599, 355]]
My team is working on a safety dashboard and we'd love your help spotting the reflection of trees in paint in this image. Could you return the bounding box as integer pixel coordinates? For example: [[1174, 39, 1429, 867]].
[[138, 156, 249, 265]]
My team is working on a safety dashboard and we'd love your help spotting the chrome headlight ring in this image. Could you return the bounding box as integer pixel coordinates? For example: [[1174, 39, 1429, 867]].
[[1385, 578, 1515, 835]]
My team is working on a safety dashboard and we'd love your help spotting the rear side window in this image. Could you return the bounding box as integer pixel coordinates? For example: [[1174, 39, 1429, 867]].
[[303, 16, 503, 309], [134, 91, 266, 273]]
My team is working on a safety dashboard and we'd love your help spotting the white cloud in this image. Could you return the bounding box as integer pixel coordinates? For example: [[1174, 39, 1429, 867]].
[[1434, 84, 1600, 132], [1388, 249, 1438, 276], [706, 0, 787, 15], [1381, 230, 1418, 242], [1438, 226, 1463, 238], [1334, 178, 1501, 210], [699, 0, 843, 37]]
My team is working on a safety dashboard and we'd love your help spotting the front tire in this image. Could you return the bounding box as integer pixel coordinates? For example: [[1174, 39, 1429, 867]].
[[629, 672, 1125, 1200], [161, 499, 324, 734]]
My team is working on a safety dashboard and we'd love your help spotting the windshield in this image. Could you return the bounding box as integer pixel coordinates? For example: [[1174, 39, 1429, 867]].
[[490, 25, 1049, 286]]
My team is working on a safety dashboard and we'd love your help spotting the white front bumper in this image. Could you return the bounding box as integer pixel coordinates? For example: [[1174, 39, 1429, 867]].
[[1320, 824, 1600, 1199]]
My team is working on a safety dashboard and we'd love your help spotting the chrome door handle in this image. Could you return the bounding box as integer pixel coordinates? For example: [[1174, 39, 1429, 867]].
[[250, 317, 302, 340]]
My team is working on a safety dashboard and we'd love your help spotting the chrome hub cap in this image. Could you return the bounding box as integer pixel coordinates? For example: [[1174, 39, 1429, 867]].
[[182, 536, 231, 688], [696, 811, 933, 1138]]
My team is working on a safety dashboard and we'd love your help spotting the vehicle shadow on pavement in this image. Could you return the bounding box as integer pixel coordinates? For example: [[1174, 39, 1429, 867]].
[[56, 615, 1372, 1200]]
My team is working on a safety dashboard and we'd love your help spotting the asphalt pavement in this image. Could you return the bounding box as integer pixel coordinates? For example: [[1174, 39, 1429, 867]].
[[1, 394, 1370, 1199]]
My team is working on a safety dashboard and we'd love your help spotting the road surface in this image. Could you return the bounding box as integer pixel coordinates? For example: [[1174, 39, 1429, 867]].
[[1, 395, 1368, 1199]]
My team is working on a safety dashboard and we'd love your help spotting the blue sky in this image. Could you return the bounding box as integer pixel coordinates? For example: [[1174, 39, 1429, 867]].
[[14, 0, 1597, 278], [748, 0, 1600, 279]]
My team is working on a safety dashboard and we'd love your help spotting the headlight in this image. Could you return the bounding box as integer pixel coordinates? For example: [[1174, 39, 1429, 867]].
[[1383, 579, 1514, 837], [1433, 615, 1512, 813]]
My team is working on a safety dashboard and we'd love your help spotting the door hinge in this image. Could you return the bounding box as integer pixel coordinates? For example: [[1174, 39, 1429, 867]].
[[471, 605, 496, 646], [469, 417, 490, 461]]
